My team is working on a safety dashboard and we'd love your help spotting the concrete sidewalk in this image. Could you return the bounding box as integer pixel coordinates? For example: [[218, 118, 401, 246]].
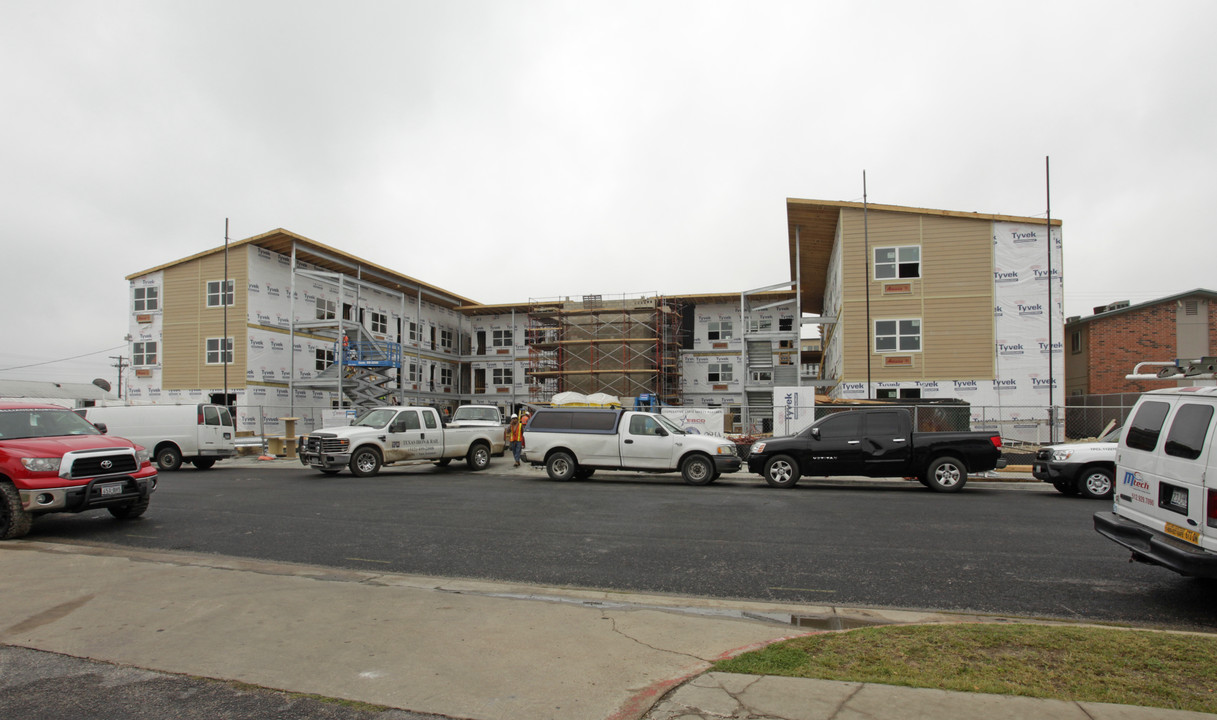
[[1, 541, 1208, 720]]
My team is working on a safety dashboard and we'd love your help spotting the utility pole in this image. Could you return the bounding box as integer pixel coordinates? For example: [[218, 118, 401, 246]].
[[109, 355, 129, 399]]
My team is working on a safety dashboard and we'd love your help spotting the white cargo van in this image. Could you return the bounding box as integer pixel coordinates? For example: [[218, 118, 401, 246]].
[[1093, 386, 1217, 577], [78, 404, 236, 471]]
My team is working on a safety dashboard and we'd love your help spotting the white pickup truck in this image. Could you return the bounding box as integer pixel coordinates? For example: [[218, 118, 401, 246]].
[[298, 406, 506, 477], [1032, 424, 1120, 499], [522, 407, 741, 485]]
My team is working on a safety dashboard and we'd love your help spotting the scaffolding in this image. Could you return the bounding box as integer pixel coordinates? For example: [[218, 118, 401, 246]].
[[525, 294, 684, 405]]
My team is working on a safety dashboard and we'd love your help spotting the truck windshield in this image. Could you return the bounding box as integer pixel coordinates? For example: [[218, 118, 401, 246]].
[[654, 414, 686, 435], [0, 409, 103, 440], [351, 408, 399, 429], [452, 407, 500, 423]]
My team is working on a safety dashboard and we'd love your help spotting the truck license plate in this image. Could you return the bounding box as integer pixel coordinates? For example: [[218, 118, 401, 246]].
[[99, 483, 124, 496], [1165, 522, 1200, 545]]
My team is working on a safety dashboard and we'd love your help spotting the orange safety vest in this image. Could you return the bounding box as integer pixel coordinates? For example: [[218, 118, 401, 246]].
[[509, 420, 524, 442]]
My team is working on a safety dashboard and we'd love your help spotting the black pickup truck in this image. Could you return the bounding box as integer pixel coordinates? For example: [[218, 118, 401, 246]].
[[746, 407, 1005, 492]]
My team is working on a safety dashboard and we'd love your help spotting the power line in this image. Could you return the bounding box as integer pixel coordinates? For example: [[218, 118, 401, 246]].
[[0, 345, 127, 373]]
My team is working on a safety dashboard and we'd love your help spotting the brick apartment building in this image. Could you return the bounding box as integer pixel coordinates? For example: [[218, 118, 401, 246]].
[[1065, 289, 1217, 396]]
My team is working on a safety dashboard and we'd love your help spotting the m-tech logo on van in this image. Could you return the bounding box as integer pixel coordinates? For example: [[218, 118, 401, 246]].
[[1122, 470, 1150, 492]]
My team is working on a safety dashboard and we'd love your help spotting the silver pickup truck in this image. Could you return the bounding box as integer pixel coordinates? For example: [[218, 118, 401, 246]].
[[298, 406, 505, 477], [523, 407, 741, 485]]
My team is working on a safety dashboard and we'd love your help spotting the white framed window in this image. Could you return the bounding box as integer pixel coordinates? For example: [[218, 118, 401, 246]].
[[205, 337, 234, 364], [315, 348, 334, 371], [750, 370, 772, 382], [874, 319, 921, 353], [206, 280, 235, 308], [492, 329, 513, 347], [707, 363, 733, 382], [440, 367, 453, 386], [408, 322, 418, 342], [132, 341, 158, 366], [315, 297, 336, 320], [133, 286, 159, 312], [874, 246, 921, 280], [369, 311, 387, 334], [1070, 331, 1081, 354], [748, 318, 773, 333], [407, 363, 419, 382], [708, 321, 733, 341], [440, 329, 453, 349], [779, 317, 793, 332], [492, 368, 513, 385]]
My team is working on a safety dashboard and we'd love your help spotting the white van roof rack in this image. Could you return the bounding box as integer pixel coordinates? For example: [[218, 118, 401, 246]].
[[1127, 357, 1217, 381]]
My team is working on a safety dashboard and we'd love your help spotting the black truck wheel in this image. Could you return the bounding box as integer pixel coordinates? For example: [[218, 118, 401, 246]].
[[0, 481, 33, 540], [924, 456, 968, 492], [108, 496, 150, 519], [1052, 479, 1079, 496], [1078, 467, 1114, 500], [681, 454, 715, 485], [545, 451, 577, 481], [349, 447, 382, 477], [156, 445, 183, 472], [763, 454, 801, 488], [466, 443, 491, 471]]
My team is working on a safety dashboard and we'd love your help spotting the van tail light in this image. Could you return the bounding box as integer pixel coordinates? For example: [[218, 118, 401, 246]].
[[989, 435, 1003, 449], [1208, 489, 1217, 529], [198, 407, 206, 425]]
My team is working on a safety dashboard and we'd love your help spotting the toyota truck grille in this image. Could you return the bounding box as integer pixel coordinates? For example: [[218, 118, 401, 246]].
[[69, 453, 138, 478]]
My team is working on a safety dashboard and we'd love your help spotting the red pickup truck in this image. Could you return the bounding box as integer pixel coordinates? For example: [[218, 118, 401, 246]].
[[0, 402, 158, 540]]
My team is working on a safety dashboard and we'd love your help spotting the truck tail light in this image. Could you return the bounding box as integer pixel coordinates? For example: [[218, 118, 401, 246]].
[[1208, 489, 1217, 529], [198, 407, 206, 425], [989, 435, 1003, 449]]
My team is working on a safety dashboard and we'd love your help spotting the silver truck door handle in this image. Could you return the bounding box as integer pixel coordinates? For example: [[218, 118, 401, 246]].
[[624, 439, 634, 444], [893, 438, 906, 442], [847, 440, 860, 445]]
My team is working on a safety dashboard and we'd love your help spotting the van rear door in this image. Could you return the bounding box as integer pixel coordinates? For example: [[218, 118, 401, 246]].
[[1117, 395, 1216, 549]]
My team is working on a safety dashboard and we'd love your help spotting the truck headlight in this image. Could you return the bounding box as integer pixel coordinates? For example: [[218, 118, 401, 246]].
[[1051, 449, 1074, 462], [751, 442, 766, 454], [136, 448, 152, 464], [716, 445, 737, 456], [21, 457, 61, 472]]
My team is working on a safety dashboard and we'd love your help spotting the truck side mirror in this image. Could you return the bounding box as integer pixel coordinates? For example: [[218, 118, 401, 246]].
[[94, 422, 107, 434], [810, 427, 820, 440]]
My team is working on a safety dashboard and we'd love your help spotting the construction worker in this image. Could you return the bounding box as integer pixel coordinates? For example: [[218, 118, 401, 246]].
[[508, 413, 524, 467]]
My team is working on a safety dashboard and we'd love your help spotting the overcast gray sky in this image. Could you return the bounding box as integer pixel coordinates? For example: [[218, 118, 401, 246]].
[[3, 1, 1214, 386]]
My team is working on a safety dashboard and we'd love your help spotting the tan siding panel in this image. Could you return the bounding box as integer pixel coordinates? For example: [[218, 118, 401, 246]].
[[161, 254, 248, 390], [837, 209, 995, 382]]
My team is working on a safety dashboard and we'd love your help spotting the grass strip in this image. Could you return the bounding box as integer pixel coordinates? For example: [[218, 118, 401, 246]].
[[712, 623, 1217, 713]]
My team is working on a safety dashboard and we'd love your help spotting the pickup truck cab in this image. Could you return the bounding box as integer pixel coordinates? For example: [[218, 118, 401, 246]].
[[523, 408, 742, 485], [0, 402, 158, 539], [1033, 425, 1119, 499], [1094, 386, 1217, 577], [449, 404, 504, 427], [298, 405, 506, 477], [746, 407, 1004, 492]]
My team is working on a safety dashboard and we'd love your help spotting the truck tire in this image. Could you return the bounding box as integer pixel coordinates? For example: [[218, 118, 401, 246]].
[[763, 455, 801, 488], [1052, 479, 1079, 496], [924, 456, 967, 493], [1078, 466, 1114, 500], [574, 468, 596, 480], [546, 451, 577, 481], [0, 481, 33, 540], [156, 445, 183, 472], [192, 458, 216, 470], [108, 496, 150, 519], [435, 458, 452, 467], [466, 443, 491, 471], [349, 447, 382, 477], [681, 454, 715, 486]]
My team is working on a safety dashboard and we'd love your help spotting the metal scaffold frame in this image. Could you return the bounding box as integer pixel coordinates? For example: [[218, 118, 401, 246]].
[[525, 294, 684, 405]]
